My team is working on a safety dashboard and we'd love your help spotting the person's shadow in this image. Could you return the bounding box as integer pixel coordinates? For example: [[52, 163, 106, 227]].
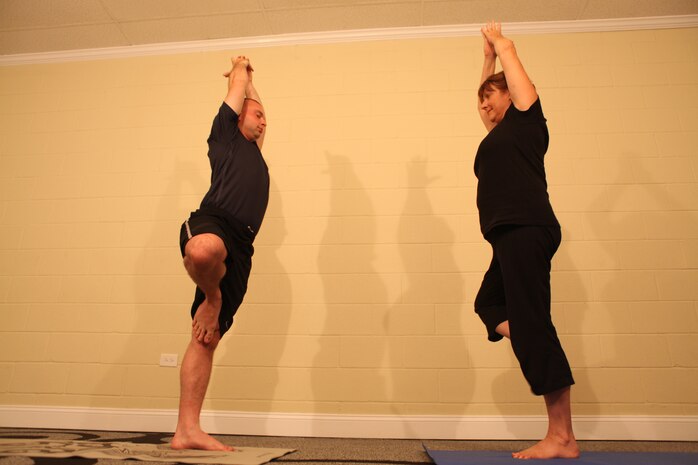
[[571, 158, 687, 438], [312, 152, 388, 433], [210, 180, 291, 427], [93, 156, 209, 433], [386, 158, 472, 437]]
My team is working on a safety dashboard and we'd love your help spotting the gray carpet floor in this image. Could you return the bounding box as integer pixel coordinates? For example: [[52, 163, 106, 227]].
[[1, 428, 697, 465]]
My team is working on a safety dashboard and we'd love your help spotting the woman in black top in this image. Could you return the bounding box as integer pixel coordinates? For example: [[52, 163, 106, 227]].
[[474, 22, 579, 460]]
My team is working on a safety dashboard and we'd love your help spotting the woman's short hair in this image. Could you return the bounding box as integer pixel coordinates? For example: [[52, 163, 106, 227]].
[[478, 71, 508, 102]]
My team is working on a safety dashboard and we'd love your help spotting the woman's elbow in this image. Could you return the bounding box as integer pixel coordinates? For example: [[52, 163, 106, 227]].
[[496, 38, 516, 57]]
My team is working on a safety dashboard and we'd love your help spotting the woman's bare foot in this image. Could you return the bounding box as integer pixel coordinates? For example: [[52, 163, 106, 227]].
[[512, 434, 579, 460], [192, 298, 221, 344], [171, 427, 234, 451]]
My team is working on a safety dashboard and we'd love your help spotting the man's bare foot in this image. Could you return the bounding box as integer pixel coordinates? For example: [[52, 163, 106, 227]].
[[192, 298, 221, 344], [513, 435, 579, 460], [171, 427, 234, 451]]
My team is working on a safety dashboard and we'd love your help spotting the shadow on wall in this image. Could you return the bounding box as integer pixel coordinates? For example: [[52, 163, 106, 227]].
[[555, 229, 597, 419], [312, 154, 474, 436], [386, 157, 472, 435], [584, 158, 691, 422], [95, 158, 206, 416], [313, 152, 388, 428], [552, 227, 598, 436], [212, 180, 292, 424]]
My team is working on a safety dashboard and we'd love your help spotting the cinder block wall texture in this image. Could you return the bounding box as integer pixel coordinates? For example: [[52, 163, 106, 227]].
[[1, 27, 696, 417]]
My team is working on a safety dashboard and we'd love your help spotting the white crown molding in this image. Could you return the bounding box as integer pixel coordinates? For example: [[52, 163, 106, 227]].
[[1, 405, 697, 441], [1, 15, 697, 66]]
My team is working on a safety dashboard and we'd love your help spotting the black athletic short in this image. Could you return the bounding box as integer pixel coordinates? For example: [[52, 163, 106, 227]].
[[179, 207, 255, 337]]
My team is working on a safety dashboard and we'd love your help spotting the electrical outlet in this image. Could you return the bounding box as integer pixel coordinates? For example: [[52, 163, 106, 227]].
[[159, 353, 178, 367]]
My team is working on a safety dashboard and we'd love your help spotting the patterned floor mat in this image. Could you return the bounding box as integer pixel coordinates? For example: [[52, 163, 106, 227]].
[[0, 430, 294, 465]]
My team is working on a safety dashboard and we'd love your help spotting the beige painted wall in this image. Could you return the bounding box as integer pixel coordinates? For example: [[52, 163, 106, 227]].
[[0, 27, 697, 418]]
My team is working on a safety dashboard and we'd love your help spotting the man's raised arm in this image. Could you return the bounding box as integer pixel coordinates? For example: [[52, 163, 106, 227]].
[[223, 56, 251, 115], [245, 66, 266, 150]]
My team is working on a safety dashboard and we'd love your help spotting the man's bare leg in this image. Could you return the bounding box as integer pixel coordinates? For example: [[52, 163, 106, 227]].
[[171, 332, 233, 451], [495, 321, 579, 460], [172, 231, 231, 450], [183, 233, 227, 344]]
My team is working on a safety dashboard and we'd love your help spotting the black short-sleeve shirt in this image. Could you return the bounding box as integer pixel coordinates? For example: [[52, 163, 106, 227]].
[[200, 102, 270, 235], [474, 98, 558, 236]]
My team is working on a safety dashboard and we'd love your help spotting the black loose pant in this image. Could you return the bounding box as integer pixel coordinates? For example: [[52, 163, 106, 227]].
[[474, 225, 574, 396]]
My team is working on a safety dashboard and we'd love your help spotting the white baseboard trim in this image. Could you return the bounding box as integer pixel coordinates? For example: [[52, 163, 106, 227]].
[[1, 406, 696, 441]]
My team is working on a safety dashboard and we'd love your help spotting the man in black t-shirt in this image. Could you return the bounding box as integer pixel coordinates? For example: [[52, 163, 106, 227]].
[[172, 56, 269, 451]]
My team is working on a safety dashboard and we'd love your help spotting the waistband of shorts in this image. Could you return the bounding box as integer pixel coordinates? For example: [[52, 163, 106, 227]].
[[191, 206, 256, 240], [484, 223, 560, 243]]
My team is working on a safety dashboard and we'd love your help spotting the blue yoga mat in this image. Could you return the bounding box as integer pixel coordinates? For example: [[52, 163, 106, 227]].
[[424, 446, 698, 465]]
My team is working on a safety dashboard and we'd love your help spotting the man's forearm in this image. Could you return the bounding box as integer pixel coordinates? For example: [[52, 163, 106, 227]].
[[229, 62, 250, 90], [246, 81, 261, 104], [224, 62, 250, 113]]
